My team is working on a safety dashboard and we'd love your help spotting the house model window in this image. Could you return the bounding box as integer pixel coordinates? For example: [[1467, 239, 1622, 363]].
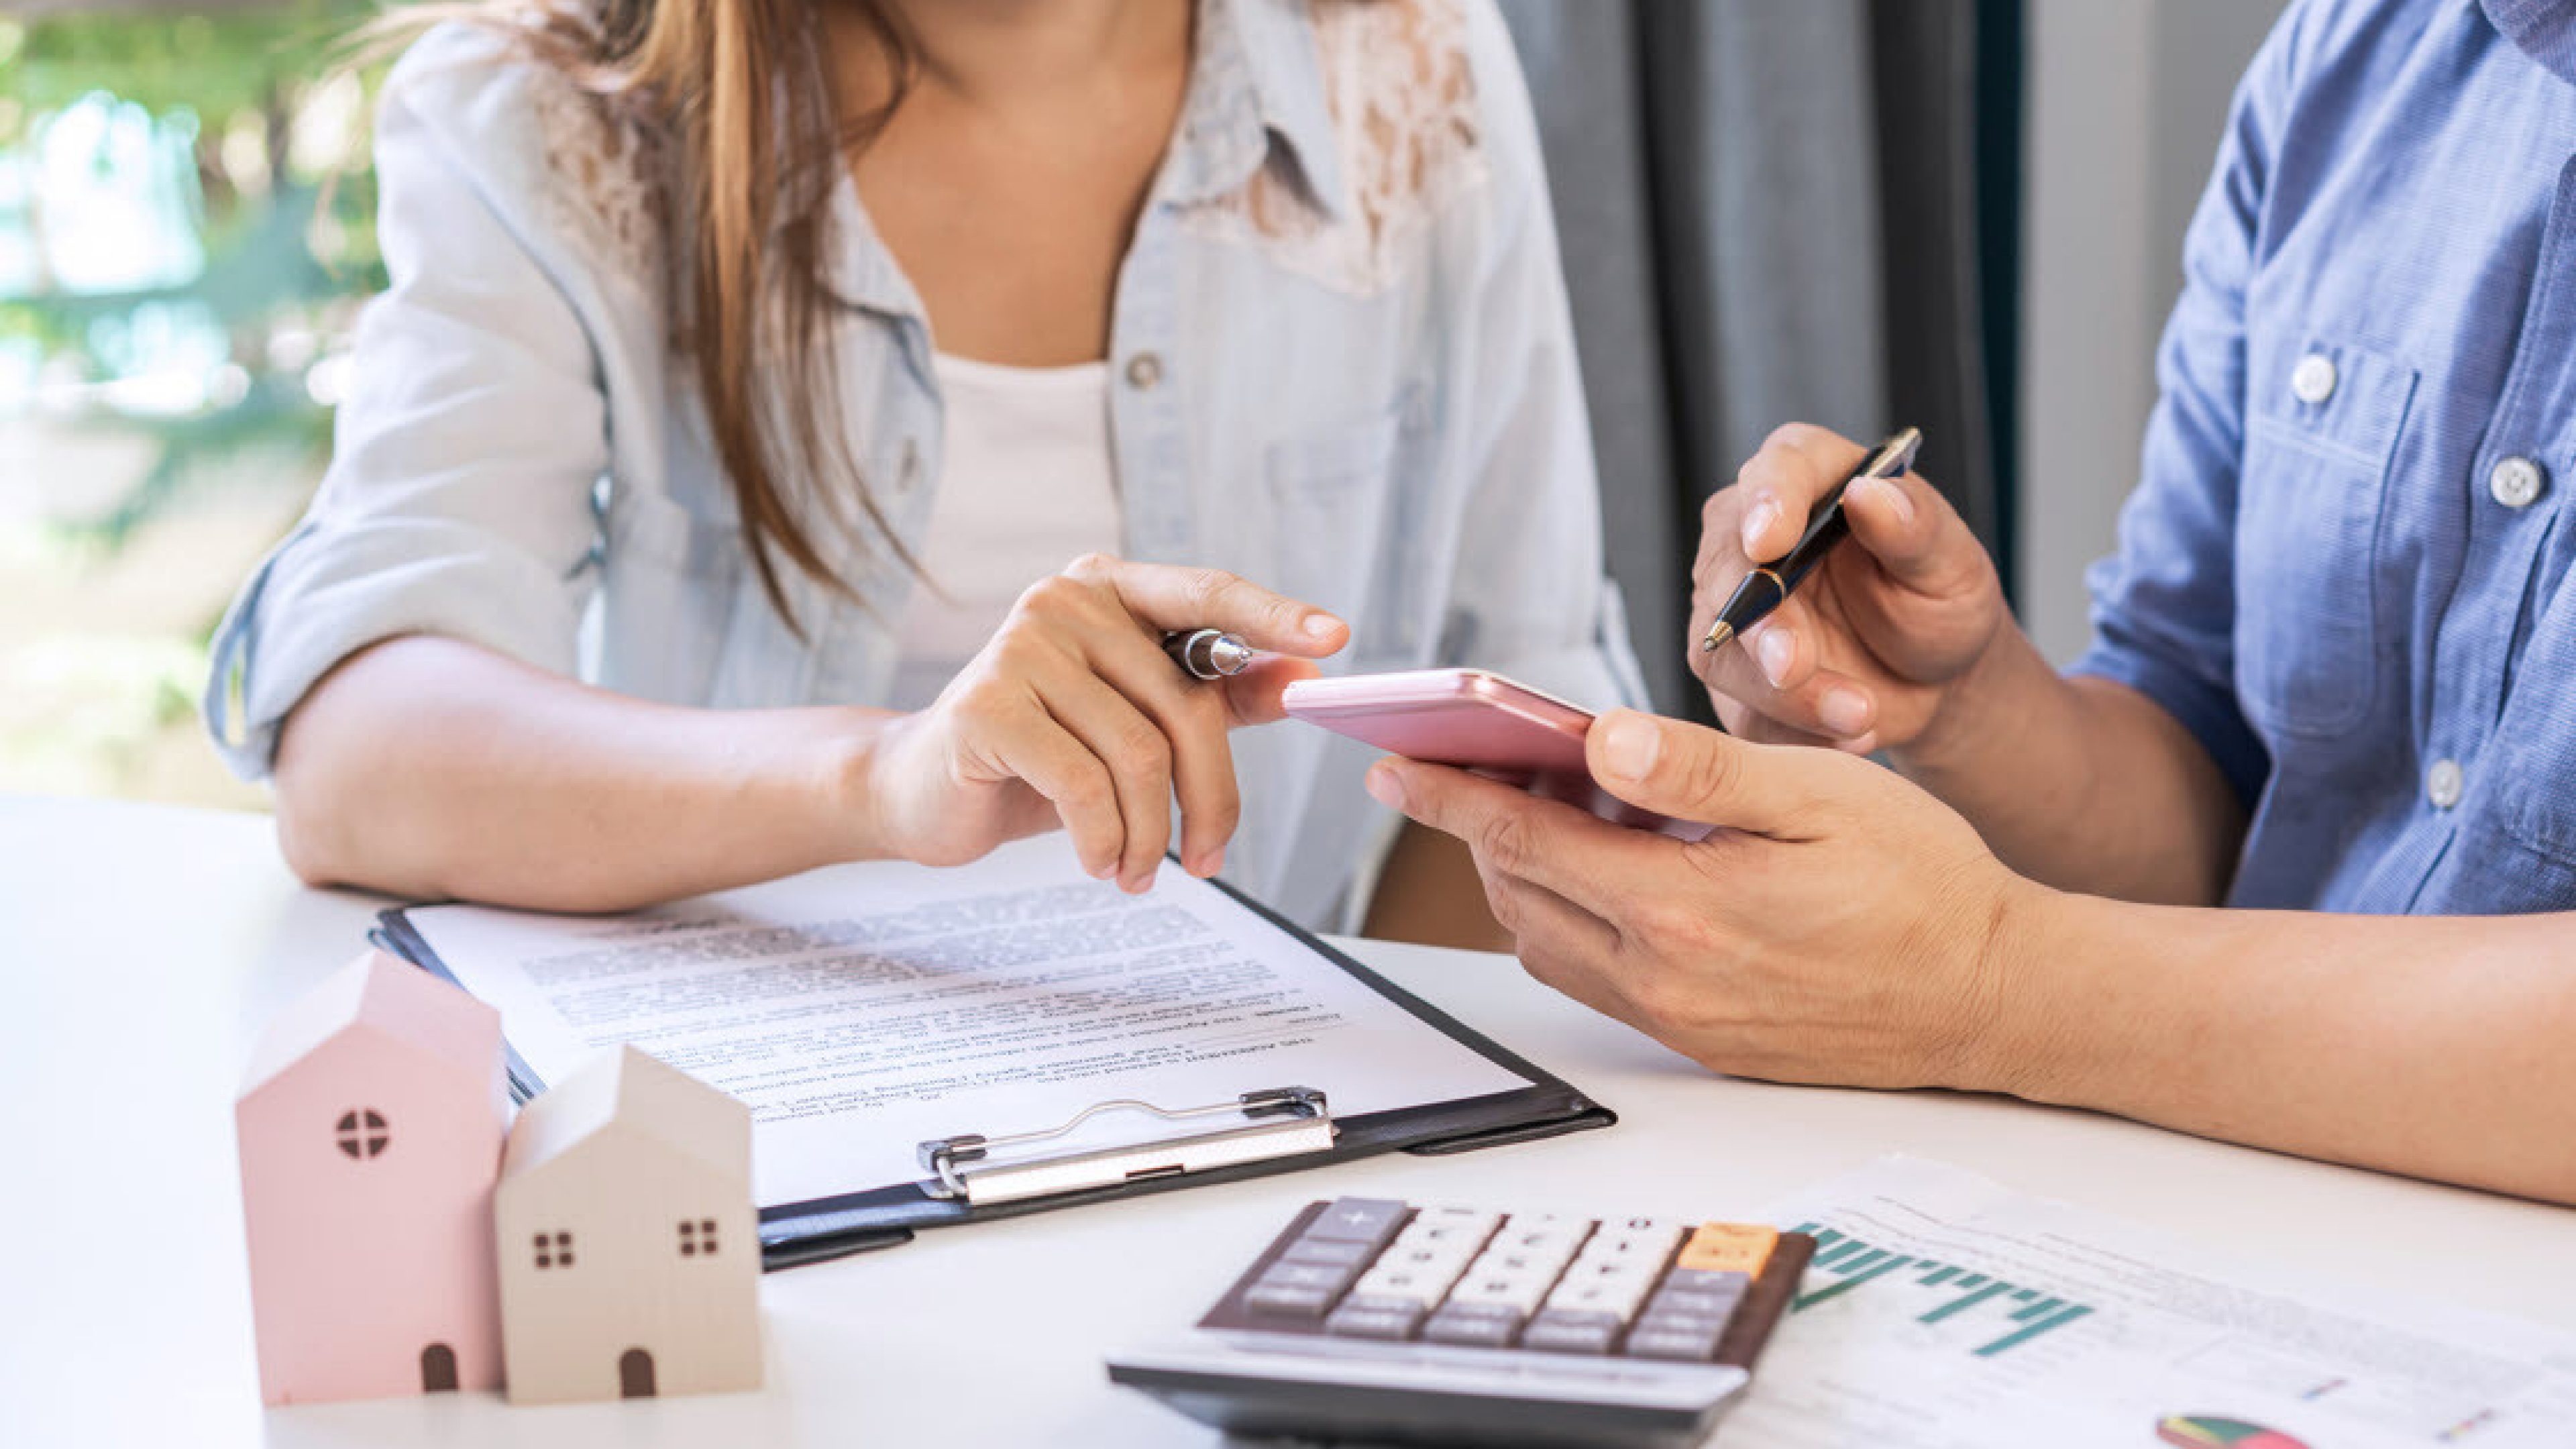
[[533, 1231, 575, 1270], [334, 1108, 390, 1160], [678, 1219, 718, 1257]]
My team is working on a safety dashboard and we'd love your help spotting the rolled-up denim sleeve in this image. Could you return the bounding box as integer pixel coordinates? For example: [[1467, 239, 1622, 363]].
[[1436, 3, 1648, 716], [2065, 9, 2311, 808], [203, 38, 608, 781]]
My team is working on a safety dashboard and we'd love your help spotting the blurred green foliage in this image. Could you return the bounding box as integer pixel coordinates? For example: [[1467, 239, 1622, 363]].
[[2, 1, 392, 549], [0, 4, 377, 147]]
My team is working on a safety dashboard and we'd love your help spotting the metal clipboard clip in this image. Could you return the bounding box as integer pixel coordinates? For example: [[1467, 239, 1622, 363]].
[[917, 1087, 1334, 1207]]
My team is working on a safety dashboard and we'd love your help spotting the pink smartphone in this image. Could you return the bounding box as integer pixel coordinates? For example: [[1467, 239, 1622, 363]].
[[1281, 669, 1709, 839]]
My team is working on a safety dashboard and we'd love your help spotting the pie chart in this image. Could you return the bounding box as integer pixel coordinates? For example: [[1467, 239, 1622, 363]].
[[2156, 1415, 2312, 1449]]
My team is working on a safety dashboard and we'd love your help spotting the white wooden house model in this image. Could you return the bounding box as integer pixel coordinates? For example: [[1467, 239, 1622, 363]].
[[494, 1045, 760, 1403]]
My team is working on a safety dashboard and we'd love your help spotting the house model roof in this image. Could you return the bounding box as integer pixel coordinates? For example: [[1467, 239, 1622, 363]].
[[239, 951, 501, 1099], [500, 1045, 750, 1187]]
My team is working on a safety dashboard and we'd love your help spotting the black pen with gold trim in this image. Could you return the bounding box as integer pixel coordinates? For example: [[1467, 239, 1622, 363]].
[[1699, 426, 1925, 653]]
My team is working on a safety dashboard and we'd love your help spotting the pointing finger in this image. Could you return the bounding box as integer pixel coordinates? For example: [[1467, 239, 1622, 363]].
[[1070, 555, 1349, 658]]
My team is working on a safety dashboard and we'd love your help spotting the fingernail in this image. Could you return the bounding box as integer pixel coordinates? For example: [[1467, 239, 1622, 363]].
[[1599, 712, 1660, 781], [1859, 474, 1916, 525], [1202, 848, 1226, 877], [1364, 762, 1406, 810], [1741, 496, 1780, 552], [1302, 613, 1340, 642], [1756, 628, 1796, 688], [1819, 686, 1872, 737]]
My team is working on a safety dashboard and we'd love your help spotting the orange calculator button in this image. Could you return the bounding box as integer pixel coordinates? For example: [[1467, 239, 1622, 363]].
[[1676, 1222, 1778, 1276]]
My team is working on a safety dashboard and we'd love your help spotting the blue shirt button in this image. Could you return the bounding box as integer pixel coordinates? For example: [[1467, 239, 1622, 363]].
[[2291, 353, 2339, 405], [2426, 758, 2465, 810], [2489, 456, 2546, 509]]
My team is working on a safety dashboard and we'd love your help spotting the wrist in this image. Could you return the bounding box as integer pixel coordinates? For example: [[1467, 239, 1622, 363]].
[[808, 707, 906, 864], [1896, 622, 2051, 787], [1960, 880, 2111, 1107]]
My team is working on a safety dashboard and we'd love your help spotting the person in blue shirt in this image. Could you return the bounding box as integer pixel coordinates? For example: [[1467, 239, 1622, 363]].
[[1368, 0, 2576, 1204]]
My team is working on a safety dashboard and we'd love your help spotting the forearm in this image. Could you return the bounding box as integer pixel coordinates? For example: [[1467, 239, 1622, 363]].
[[1989, 889, 2576, 1205], [272, 637, 890, 910], [1898, 630, 2245, 904]]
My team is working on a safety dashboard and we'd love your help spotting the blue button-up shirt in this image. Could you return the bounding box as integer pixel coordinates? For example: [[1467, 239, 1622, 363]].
[[2076, 0, 2576, 914]]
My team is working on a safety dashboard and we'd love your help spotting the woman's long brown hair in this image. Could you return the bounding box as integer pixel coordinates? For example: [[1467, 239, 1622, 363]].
[[388, 0, 918, 627]]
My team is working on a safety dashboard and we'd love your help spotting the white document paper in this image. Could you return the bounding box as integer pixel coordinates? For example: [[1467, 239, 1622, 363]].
[[1730, 1157, 2576, 1448], [400, 836, 1528, 1205]]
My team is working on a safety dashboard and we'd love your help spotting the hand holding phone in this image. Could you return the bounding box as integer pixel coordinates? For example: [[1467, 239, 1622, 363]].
[[1281, 669, 1711, 839]]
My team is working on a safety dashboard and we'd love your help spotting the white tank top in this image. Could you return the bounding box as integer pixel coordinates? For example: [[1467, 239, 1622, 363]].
[[886, 354, 1125, 711]]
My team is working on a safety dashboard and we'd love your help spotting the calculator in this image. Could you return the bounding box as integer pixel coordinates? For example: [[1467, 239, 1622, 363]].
[[1107, 1197, 1816, 1448]]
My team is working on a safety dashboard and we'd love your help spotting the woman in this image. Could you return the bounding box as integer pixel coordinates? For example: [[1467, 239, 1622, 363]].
[[205, 0, 1642, 939]]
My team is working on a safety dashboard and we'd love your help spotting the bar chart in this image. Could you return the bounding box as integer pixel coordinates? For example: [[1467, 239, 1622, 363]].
[[1789, 1222, 2097, 1358]]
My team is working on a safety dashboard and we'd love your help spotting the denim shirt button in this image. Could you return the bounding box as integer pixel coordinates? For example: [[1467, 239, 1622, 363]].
[[2290, 352, 2339, 406], [1124, 352, 1165, 391], [2489, 455, 2546, 509], [2426, 758, 2465, 810]]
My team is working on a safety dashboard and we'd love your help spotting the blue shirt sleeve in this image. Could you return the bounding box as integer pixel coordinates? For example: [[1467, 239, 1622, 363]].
[[2063, 6, 2318, 809]]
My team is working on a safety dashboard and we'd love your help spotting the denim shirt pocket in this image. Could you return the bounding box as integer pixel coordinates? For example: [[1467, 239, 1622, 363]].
[[1264, 390, 1435, 666], [598, 489, 745, 704], [2233, 338, 2419, 738]]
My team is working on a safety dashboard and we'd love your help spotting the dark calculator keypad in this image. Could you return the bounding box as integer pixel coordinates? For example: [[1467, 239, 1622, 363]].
[[1199, 1197, 1813, 1366]]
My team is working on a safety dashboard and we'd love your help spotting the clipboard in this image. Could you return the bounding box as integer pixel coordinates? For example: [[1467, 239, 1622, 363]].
[[372, 871, 1613, 1271]]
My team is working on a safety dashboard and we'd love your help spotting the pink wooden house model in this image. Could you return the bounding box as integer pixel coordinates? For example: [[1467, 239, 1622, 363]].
[[235, 951, 508, 1405], [495, 1045, 761, 1403]]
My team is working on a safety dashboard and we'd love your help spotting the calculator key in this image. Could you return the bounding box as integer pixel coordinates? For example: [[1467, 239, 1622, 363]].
[[1414, 1205, 1504, 1234], [1632, 1305, 1731, 1340], [1305, 1197, 1410, 1248], [1422, 1301, 1525, 1348], [1660, 1268, 1753, 1297], [1494, 1222, 1591, 1255], [1383, 1240, 1481, 1273], [1447, 1273, 1552, 1316], [1244, 1281, 1337, 1318], [1326, 1297, 1426, 1341], [1260, 1261, 1358, 1295], [1676, 1222, 1778, 1276], [1624, 1321, 1726, 1362], [1472, 1249, 1568, 1279], [1393, 1220, 1499, 1256], [1648, 1285, 1746, 1324], [1546, 1276, 1653, 1321], [1581, 1230, 1681, 1265], [1521, 1309, 1624, 1356], [1566, 1255, 1659, 1287], [1354, 1263, 1466, 1307], [1243, 1261, 1357, 1318], [1279, 1237, 1375, 1269], [1651, 1269, 1747, 1312]]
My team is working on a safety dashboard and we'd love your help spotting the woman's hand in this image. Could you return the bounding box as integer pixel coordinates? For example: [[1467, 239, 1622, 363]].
[[1693, 423, 2010, 758], [1364, 708, 2047, 1092], [858, 554, 1348, 892]]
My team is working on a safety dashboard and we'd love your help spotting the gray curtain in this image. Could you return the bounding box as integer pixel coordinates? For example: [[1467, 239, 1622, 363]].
[[1499, 0, 2004, 716]]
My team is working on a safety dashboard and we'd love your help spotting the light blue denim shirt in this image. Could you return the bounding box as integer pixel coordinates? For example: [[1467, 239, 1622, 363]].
[[2075, 0, 2576, 913], [205, 0, 1645, 928]]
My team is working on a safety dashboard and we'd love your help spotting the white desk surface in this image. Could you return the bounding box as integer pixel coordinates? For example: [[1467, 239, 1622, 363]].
[[7, 794, 2575, 1447]]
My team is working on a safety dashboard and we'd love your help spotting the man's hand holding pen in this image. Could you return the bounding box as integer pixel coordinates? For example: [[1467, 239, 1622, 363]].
[[1689, 423, 2009, 763]]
